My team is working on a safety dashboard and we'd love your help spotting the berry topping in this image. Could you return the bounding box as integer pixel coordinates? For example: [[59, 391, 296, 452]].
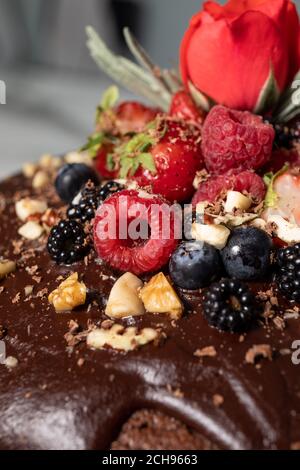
[[47, 220, 88, 265], [272, 121, 300, 150], [169, 241, 223, 290], [201, 105, 274, 174], [192, 170, 266, 205], [203, 279, 258, 333], [169, 90, 205, 124], [111, 118, 203, 202], [93, 190, 179, 275], [276, 243, 300, 302], [221, 227, 272, 281], [55, 163, 99, 203], [67, 181, 123, 223]]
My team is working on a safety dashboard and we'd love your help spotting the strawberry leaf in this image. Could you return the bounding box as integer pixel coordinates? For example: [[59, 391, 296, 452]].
[[263, 164, 289, 208], [81, 132, 106, 157]]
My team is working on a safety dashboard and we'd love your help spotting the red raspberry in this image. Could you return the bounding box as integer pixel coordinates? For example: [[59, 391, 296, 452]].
[[202, 105, 274, 174], [94, 190, 179, 275], [192, 170, 266, 206]]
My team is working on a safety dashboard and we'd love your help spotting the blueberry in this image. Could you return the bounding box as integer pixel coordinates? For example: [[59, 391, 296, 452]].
[[55, 163, 100, 203], [221, 227, 272, 281], [169, 241, 223, 290]]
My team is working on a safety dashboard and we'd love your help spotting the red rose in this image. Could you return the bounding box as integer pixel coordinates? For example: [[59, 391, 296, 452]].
[[180, 0, 300, 111]]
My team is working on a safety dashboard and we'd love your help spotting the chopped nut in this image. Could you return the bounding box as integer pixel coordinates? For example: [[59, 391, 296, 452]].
[[48, 273, 86, 312], [0, 259, 16, 279], [224, 191, 252, 213], [245, 344, 273, 364], [140, 272, 183, 320], [5, 356, 18, 369], [64, 151, 92, 165], [249, 218, 267, 230], [24, 285, 34, 296], [212, 394, 224, 407], [267, 215, 300, 244], [194, 346, 217, 358], [32, 170, 50, 189], [105, 272, 145, 319], [87, 324, 159, 352], [22, 162, 38, 178], [41, 209, 60, 232], [39, 153, 61, 169], [192, 222, 230, 250], [18, 221, 44, 240], [15, 198, 47, 222]]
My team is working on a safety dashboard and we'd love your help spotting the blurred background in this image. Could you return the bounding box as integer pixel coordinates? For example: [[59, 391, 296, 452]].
[[0, 0, 299, 177]]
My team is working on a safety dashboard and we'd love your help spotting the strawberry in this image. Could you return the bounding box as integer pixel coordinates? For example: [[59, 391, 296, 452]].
[[114, 101, 160, 134], [170, 90, 205, 125], [111, 117, 203, 202], [93, 190, 179, 275], [95, 143, 119, 179]]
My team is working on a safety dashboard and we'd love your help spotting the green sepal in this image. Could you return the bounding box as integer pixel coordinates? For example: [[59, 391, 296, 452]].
[[254, 63, 280, 115], [95, 85, 119, 122], [263, 164, 289, 208], [118, 132, 157, 178]]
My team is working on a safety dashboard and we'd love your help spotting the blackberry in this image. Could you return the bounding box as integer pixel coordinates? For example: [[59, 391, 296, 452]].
[[47, 219, 88, 264], [273, 122, 300, 149], [67, 181, 124, 223], [276, 243, 300, 302], [203, 279, 258, 332], [98, 181, 124, 201]]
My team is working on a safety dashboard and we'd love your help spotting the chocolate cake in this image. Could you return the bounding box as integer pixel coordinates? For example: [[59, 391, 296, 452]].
[[0, 166, 300, 450], [2, 2, 300, 450]]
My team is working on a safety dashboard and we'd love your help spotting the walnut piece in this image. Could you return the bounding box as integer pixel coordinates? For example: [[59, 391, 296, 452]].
[[87, 324, 159, 352], [224, 191, 252, 213], [191, 222, 230, 250], [48, 273, 86, 313], [32, 170, 50, 189], [18, 221, 44, 240], [15, 198, 47, 222], [105, 272, 145, 319], [0, 259, 16, 280], [140, 272, 183, 320]]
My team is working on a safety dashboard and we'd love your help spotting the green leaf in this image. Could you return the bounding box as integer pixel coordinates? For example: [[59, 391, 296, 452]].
[[106, 153, 115, 171], [80, 132, 106, 157], [263, 164, 289, 208], [254, 63, 280, 114], [136, 152, 156, 173], [101, 85, 119, 111]]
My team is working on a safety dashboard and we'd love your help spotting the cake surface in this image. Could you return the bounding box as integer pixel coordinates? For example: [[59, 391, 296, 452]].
[[0, 173, 300, 450]]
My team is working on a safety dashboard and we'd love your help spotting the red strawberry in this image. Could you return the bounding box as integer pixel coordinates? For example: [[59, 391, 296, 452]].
[[170, 90, 205, 124], [97, 101, 160, 136], [94, 190, 179, 275], [192, 170, 266, 206], [113, 118, 203, 202], [95, 143, 119, 179], [115, 101, 160, 134]]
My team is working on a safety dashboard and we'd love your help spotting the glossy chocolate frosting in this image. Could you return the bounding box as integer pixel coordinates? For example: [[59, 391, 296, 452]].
[[0, 174, 300, 450]]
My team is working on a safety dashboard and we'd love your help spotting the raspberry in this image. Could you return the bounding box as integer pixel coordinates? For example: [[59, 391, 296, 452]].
[[192, 170, 266, 205], [93, 190, 179, 275], [202, 105, 274, 174]]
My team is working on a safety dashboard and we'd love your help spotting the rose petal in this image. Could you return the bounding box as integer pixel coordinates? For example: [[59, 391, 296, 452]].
[[182, 10, 288, 110]]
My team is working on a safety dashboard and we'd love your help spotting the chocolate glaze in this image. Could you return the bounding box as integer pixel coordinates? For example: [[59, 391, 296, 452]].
[[0, 174, 300, 450]]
